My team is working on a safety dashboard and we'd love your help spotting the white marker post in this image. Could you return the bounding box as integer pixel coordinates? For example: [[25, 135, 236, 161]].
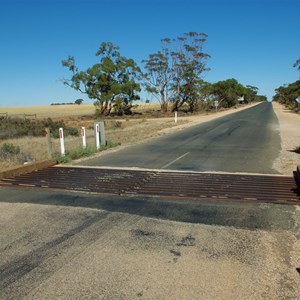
[[296, 96, 300, 110], [81, 127, 87, 149], [59, 128, 65, 156], [95, 123, 100, 150], [175, 111, 178, 123], [214, 100, 219, 112]]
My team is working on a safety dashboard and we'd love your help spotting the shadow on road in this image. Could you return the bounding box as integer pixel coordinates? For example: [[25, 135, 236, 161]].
[[0, 186, 296, 231]]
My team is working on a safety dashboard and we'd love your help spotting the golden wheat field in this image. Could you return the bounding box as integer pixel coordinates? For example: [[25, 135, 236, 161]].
[[0, 104, 95, 119]]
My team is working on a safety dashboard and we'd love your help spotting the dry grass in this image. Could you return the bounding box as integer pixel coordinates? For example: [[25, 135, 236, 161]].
[[133, 102, 161, 112], [0, 117, 188, 171]]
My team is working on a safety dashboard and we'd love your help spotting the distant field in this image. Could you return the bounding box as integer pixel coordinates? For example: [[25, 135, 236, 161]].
[[0, 104, 95, 119], [0, 103, 161, 119]]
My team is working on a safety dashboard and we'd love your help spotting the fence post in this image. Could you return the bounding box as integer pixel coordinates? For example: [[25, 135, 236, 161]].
[[45, 128, 53, 158], [59, 128, 65, 156]]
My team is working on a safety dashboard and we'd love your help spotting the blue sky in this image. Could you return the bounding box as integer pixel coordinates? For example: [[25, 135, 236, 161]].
[[0, 0, 299, 107]]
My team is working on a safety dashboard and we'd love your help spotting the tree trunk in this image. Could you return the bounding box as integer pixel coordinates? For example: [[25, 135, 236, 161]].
[[161, 102, 168, 113], [160, 90, 167, 112], [171, 101, 178, 112]]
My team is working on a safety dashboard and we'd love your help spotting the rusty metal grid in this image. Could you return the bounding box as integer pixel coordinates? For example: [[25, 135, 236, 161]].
[[0, 166, 299, 205]]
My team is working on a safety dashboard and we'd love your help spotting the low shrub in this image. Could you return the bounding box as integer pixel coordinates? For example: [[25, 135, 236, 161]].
[[0, 143, 20, 156], [69, 146, 97, 160], [0, 116, 79, 140], [0, 143, 23, 164]]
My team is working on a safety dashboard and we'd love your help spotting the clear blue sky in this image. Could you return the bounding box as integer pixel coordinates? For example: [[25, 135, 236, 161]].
[[0, 0, 299, 107]]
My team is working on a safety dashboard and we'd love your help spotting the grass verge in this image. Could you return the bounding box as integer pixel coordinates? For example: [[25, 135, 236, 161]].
[[55, 141, 119, 164]]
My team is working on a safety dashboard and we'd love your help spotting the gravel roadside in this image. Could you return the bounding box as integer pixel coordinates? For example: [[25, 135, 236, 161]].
[[272, 102, 300, 175]]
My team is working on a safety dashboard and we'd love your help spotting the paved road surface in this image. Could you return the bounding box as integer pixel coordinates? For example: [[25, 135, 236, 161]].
[[76, 102, 280, 174], [1, 187, 300, 299]]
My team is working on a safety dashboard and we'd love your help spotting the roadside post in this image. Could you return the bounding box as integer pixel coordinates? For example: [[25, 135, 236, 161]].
[[238, 96, 244, 104], [45, 128, 53, 159], [214, 100, 219, 112], [59, 128, 65, 156], [81, 127, 87, 149], [99, 121, 106, 146], [296, 97, 300, 110], [94, 123, 100, 150], [175, 111, 178, 123], [94, 121, 106, 150]]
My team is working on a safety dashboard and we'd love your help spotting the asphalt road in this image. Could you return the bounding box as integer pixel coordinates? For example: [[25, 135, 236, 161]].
[[76, 102, 281, 174], [1, 186, 300, 299]]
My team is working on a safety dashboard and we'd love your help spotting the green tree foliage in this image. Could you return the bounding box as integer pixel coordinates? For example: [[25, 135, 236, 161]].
[[272, 58, 300, 109], [293, 58, 300, 72], [202, 79, 266, 108], [243, 85, 267, 102], [255, 95, 268, 102], [74, 98, 83, 105], [204, 79, 246, 108], [170, 32, 210, 112], [273, 80, 300, 108], [62, 42, 141, 116], [142, 32, 210, 112], [244, 85, 258, 103]]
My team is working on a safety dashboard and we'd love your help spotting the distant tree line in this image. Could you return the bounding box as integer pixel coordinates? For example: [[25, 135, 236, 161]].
[[51, 99, 84, 106], [272, 58, 300, 109], [51, 102, 74, 106], [62, 33, 267, 116]]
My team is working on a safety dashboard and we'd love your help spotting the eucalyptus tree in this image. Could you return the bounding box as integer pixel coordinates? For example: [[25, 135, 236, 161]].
[[142, 32, 210, 112], [170, 32, 210, 112], [272, 58, 300, 106], [244, 85, 259, 103], [207, 79, 245, 108], [74, 98, 83, 105], [142, 39, 171, 112], [62, 42, 141, 116], [273, 81, 300, 106]]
